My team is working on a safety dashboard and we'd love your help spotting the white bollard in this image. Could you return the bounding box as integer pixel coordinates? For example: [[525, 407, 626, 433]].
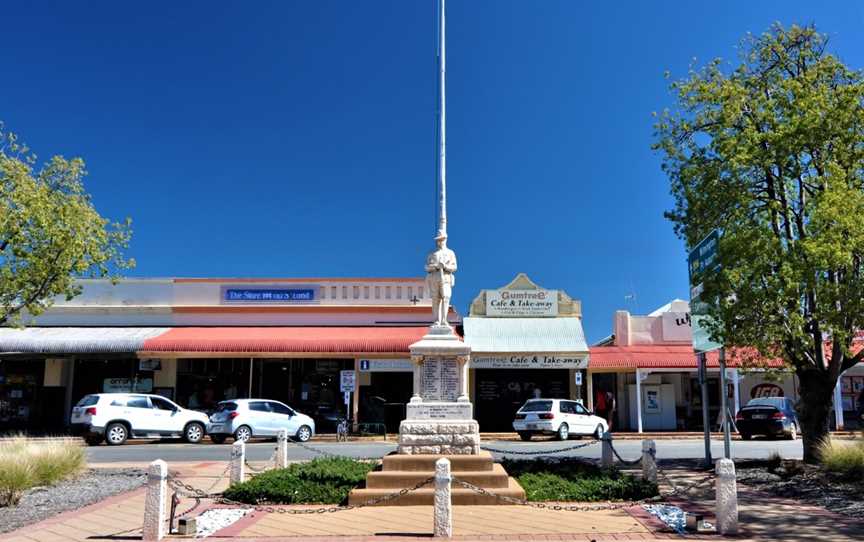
[[601, 431, 614, 468], [230, 441, 246, 485], [642, 439, 657, 482], [715, 458, 739, 535], [276, 429, 289, 468], [433, 458, 452, 538], [143, 459, 167, 541]]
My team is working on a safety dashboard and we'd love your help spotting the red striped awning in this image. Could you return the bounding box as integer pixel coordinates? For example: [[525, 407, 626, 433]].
[[140, 326, 431, 354], [588, 345, 786, 369]]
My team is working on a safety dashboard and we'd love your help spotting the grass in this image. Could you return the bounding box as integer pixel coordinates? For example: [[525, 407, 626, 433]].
[[222, 457, 375, 505], [818, 437, 864, 478], [0, 436, 87, 507], [502, 458, 658, 502]]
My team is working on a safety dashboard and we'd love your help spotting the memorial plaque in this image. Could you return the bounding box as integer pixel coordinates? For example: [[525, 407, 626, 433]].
[[420, 357, 459, 402], [406, 402, 473, 420]]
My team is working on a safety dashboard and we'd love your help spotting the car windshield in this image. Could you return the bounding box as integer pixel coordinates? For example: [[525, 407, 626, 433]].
[[215, 402, 238, 412], [76, 395, 99, 407], [520, 400, 553, 412], [746, 397, 785, 408]]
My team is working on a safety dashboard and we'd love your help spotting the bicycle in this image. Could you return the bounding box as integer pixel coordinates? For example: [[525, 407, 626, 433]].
[[336, 418, 349, 442]]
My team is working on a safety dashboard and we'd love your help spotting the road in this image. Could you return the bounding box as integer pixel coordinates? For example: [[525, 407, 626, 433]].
[[86, 437, 803, 464]]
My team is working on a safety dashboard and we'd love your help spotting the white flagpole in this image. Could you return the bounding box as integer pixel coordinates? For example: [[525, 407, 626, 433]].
[[437, 0, 447, 239]]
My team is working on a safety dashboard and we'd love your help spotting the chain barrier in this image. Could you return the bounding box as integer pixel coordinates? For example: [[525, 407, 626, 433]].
[[480, 438, 600, 456], [287, 436, 384, 461], [657, 467, 715, 497], [607, 440, 644, 466], [245, 445, 280, 474]]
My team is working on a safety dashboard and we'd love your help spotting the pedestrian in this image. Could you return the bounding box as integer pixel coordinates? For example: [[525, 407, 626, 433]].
[[595, 389, 607, 422], [605, 390, 616, 431], [856, 386, 864, 422]]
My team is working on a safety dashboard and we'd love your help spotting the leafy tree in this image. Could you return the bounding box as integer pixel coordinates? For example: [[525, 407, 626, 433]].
[[0, 122, 133, 327], [654, 24, 864, 462]]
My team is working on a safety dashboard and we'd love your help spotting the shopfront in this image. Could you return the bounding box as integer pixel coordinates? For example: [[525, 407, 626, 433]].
[[464, 274, 589, 432], [357, 358, 413, 433]]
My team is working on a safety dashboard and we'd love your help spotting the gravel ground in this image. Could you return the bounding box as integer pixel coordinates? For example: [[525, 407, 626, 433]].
[[738, 462, 864, 518], [0, 468, 146, 534]]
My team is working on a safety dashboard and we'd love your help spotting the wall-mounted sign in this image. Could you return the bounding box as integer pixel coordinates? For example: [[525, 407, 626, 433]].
[[139, 359, 162, 371], [103, 378, 153, 393], [750, 383, 784, 398], [221, 286, 317, 303], [472, 354, 587, 369], [486, 289, 558, 317], [661, 312, 692, 342], [359, 359, 413, 372]]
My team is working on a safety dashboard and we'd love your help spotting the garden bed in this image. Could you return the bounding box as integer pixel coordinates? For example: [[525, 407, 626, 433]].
[[502, 457, 658, 502], [0, 468, 146, 533]]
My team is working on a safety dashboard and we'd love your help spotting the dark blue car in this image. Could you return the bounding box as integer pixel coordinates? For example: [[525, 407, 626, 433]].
[[735, 397, 800, 440]]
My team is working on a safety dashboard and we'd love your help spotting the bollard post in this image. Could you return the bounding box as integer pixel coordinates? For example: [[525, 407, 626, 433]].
[[143, 459, 167, 541], [230, 441, 246, 485], [276, 429, 289, 469], [601, 431, 614, 468], [715, 458, 739, 535], [433, 458, 452, 538], [642, 439, 657, 482]]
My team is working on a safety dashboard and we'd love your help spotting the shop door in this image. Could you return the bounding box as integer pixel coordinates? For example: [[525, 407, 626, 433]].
[[474, 369, 569, 432], [362, 372, 412, 433]]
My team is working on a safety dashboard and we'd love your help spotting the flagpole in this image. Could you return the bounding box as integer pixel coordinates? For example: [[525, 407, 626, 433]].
[[437, 0, 447, 239]]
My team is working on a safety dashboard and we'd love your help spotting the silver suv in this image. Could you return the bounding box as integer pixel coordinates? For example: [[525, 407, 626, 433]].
[[207, 399, 316, 443]]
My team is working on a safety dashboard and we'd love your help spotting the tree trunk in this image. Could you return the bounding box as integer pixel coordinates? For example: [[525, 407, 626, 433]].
[[796, 368, 835, 463]]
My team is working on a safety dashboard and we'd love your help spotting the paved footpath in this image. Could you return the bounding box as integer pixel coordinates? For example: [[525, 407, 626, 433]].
[[0, 461, 862, 542]]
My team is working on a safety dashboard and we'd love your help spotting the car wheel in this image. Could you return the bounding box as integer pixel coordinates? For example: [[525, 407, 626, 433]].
[[518, 431, 532, 441], [557, 423, 569, 441], [210, 435, 227, 445], [234, 425, 252, 443], [84, 436, 102, 446], [740, 432, 752, 440], [295, 425, 312, 442], [787, 423, 798, 440], [105, 423, 128, 445], [184, 422, 205, 444], [594, 424, 605, 439]]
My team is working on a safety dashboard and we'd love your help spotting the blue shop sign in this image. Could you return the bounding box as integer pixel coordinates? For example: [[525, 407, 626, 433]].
[[223, 288, 316, 303]]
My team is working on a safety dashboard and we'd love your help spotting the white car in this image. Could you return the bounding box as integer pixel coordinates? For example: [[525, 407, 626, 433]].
[[512, 398, 608, 441], [207, 399, 316, 444], [70, 393, 210, 446]]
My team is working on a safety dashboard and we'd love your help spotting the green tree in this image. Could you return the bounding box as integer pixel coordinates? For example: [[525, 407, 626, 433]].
[[0, 122, 133, 327], [654, 24, 864, 462]]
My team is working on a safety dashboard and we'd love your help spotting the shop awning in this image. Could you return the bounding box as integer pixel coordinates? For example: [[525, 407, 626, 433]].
[[588, 345, 786, 369], [139, 326, 431, 355], [463, 317, 588, 353], [0, 327, 170, 354]]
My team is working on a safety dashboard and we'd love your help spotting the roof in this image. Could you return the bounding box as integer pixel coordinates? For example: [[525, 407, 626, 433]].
[[0, 327, 169, 354], [463, 317, 588, 353], [588, 345, 787, 369], [140, 326, 430, 354]]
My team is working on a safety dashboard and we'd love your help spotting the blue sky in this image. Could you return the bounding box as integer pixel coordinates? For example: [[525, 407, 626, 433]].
[[3, 1, 864, 342]]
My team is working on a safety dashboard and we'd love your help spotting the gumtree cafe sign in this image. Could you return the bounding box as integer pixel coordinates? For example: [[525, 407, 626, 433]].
[[486, 288, 558, 317], [472, 354, 587, 369]]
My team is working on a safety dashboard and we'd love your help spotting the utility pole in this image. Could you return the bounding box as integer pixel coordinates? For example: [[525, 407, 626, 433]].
[[698, 351, 712, 466], [719, 348, 732, 459]]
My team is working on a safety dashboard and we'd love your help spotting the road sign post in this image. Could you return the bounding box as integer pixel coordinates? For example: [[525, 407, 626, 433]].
[[340, 370, 356, 422]]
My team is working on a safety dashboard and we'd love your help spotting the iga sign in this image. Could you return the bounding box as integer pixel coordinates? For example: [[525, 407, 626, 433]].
[[472, 354, 587, 369], [750, 383, 784, 398], [486, 289, 558, 317]]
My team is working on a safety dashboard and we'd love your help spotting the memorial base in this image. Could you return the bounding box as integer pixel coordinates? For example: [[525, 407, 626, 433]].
[[398, 418, 480, 455]]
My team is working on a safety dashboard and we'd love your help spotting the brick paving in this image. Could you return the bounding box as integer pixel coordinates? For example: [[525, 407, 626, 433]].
[[1, 461, 862, 542]]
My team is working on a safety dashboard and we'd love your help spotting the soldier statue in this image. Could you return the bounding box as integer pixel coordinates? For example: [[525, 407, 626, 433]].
[[425, 232, 457, 327]]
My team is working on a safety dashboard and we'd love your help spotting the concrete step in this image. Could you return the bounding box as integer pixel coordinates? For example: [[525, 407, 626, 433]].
[[382, 451, 495, 472], [365, 463, 511, 489], [348, 477, 526, 506]]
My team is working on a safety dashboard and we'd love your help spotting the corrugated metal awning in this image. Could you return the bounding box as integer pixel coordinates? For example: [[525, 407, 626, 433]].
[[588, 345, 787, 369], [463, 317, 588, 353], [0, 327, 170, 354], [140, 326, 430, 354]]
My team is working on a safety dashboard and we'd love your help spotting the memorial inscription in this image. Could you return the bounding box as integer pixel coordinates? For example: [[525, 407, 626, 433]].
[[421, 357, 459, 402]]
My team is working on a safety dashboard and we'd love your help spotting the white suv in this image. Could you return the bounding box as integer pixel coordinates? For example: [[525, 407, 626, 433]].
[[70, 393, 210, 446], [207, 399, 315, 443], [512, 398, 608, 441]]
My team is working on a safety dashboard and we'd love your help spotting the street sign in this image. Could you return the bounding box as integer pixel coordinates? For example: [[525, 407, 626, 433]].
[[340, 370, 356, 393], [574, 371, 582, 386], [688, 229, 722, 353]]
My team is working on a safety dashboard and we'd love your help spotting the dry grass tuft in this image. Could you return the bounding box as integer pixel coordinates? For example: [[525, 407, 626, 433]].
[[817, 436, 864, 478], [0, 435, 86, 506]]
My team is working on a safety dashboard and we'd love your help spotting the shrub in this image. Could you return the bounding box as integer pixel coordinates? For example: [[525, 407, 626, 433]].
[[222, 457, 375, 505], [0, 436, 86, 506], [818, 437, 864, 478], [766, 451, 782, 473], [502, 458, 658, 502]]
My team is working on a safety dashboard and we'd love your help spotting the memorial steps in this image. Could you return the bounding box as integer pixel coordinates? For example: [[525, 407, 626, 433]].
[[347, 451, 526, 506]]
